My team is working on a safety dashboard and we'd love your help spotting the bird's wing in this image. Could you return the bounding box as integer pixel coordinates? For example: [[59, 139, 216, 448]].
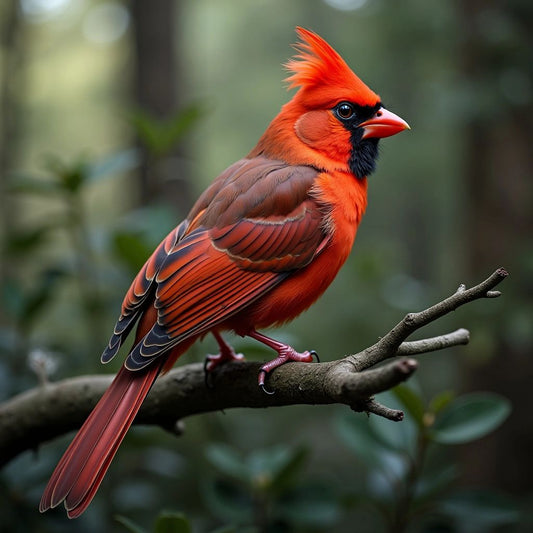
[[102, 157, 330, 370], [100, 221, 189, 363]]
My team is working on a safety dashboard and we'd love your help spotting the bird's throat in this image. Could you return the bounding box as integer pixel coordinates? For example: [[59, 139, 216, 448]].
[[349, 136, 380, 179]]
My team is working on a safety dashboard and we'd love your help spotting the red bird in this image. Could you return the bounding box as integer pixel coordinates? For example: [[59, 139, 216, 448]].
[[40, 28, 408, 518]]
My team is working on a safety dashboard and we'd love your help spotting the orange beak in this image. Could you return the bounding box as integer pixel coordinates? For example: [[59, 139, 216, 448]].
[[360, 108, 410, 139]]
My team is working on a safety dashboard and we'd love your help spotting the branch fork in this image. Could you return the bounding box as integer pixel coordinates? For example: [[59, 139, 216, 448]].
[[0, 268, 508, 467]]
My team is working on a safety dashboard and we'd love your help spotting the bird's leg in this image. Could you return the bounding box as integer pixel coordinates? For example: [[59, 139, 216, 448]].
[[204, 330, 245, 374], [247, 329, 318, 393]]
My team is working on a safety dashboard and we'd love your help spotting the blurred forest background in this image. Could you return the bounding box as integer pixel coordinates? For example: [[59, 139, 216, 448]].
[[0, 0, 532, 532]]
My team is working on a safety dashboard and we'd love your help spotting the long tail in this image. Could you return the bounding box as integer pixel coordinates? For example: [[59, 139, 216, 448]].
[[39, 362, 162, 518]]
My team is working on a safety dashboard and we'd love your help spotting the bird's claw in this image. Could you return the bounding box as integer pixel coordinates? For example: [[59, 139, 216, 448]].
[[309, 350, 319, 363], [258, 370, 276, 395], [204, 358, 215, 389], [204, 349, 245, 389], [257, 348, 319, 395]]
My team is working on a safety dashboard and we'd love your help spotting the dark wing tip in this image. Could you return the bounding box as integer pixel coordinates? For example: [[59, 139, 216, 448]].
[[101, 338, 120, 364]]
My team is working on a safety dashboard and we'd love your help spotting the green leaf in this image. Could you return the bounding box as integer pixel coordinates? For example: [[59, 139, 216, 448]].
[[336, 412, 393, 467], [42, 155, 89, 193], [269, 446, 309, 492], [370, 391, 418, 454], [336, 411, 411, 489], [206, 443, 249, 482], [393, 384, 425, 427], [431, 392, 511, 444], [244, 445, 309, 493], [429, 390, 455, 415], [115, 514, 147, 533], [202, 478, 253, 523], [112, 231, 153, 273], [129, 104, 203, 156], [366, 465, 398, 503], [154, 512, 191, 533]]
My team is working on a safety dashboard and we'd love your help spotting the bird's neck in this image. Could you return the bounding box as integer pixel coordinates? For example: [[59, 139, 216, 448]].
[[315, 170, 368, 230], [249, 108, 351, 175]]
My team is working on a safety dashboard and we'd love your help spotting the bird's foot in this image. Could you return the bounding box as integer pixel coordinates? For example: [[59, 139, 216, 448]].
[[258, 347, 318, 394], [204, 331, 244, 388], [247, 330, 319, 394], [204, 348, 245, 374]]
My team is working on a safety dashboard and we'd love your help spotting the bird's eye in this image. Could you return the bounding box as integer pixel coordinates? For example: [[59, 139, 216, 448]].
[[336, 102, 355, 120]]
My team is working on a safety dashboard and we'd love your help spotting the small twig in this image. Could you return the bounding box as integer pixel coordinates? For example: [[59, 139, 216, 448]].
[[329, 358, 418, 399], [361, 399, 405, 422], [396, 328, 470, 356], [359, 268, 508, 369]]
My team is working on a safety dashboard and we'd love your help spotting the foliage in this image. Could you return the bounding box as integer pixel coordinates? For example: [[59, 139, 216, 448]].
[[2, 152, 140, 365], [130, 104, 205, 158], [336, 386, 516, 532], [203, 443, 340, 532]]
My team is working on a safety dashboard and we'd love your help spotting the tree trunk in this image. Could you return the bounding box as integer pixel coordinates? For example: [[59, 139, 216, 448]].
[[457, 0, 533, 494], [130, 0, 193, 214]]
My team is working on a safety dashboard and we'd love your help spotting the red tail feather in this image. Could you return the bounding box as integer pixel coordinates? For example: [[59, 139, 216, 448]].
[[39, 363, 162, 518]]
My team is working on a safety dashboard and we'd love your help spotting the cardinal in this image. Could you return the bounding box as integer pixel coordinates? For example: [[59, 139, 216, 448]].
[[40, 27, 409, 518]]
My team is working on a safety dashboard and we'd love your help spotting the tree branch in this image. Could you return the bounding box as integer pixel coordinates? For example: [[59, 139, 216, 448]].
[[395, 328, 470, 356], [0, 268, 507, 468]]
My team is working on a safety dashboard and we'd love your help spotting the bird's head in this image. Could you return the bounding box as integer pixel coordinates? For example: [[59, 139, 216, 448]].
[[254, 28, 409, 179]]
